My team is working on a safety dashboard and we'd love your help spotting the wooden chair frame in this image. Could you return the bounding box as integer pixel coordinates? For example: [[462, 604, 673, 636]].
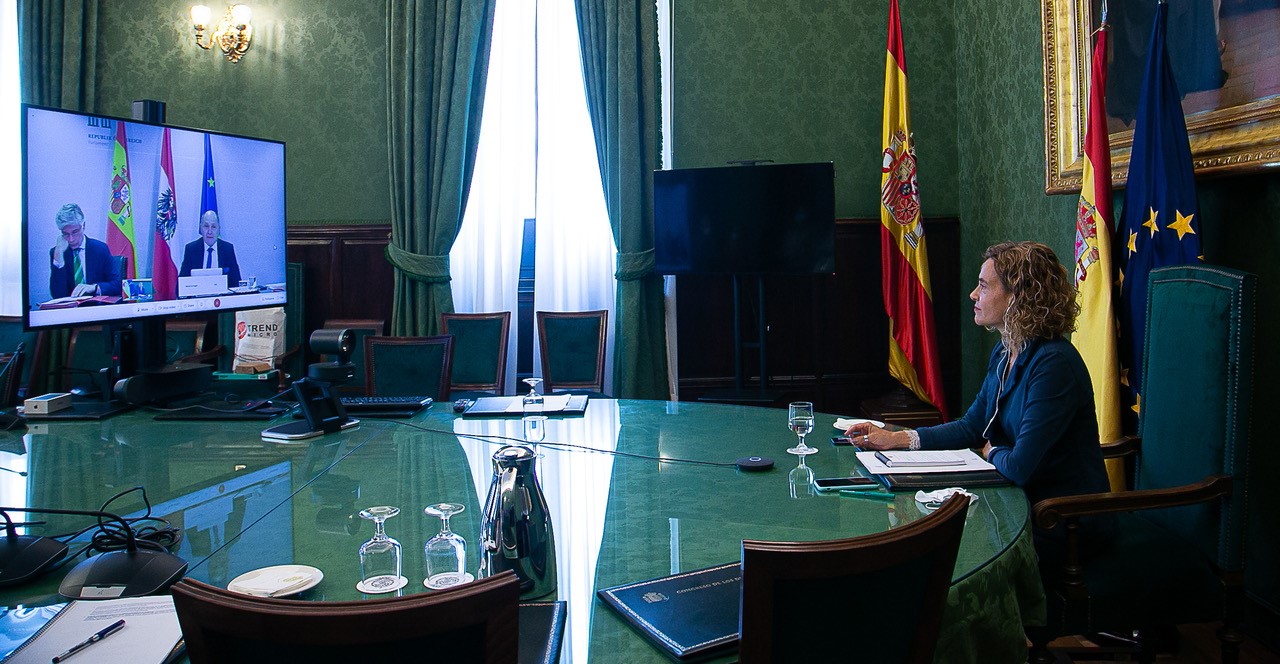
[[171, 571, 519, 663], [739, 493, 969, 664], [364, 335, 454, 400], [535, 310, 608, 395], [441, 311, 511, 395]]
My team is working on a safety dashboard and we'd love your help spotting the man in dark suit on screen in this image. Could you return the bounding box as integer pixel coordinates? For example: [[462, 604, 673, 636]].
[[48, 203, 122, 299], [179, 210, 242, 290]]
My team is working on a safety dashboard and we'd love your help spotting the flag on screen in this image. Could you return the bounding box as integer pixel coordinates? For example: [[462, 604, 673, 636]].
[[152, 127, 179, 301], [200, 132, 218, 225], [106, 121, 137, 278], [1115, 1, 1201, 432], [879, 0, 947, 418]]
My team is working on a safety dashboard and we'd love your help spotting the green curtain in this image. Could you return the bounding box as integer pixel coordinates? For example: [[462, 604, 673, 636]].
[[575, 0, 669, 399], [17, 0, 100, 394], [385, 0, 497, 336]]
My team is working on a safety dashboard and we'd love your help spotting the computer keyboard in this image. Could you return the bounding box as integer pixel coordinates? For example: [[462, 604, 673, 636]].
[[339, 396, 433, 410]]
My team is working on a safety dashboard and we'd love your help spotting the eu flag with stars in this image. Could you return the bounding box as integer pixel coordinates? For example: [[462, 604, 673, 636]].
[[1115, 0, 1202, 433]]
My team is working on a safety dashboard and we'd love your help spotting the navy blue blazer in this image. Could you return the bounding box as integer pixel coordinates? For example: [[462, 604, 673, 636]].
[[916, 337, 1112, 508], [179, 238, 242, 290], [49, 237, 122, 299]]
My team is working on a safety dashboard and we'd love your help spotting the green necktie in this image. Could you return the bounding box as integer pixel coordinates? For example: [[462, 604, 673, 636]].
[[72, 250, 84, 284]]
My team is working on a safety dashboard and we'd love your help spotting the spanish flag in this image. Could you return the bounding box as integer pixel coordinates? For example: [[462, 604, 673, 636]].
[[880, 0, 947, 418], [1070, 22, 1124, 488], [106, 121, 137, 278]]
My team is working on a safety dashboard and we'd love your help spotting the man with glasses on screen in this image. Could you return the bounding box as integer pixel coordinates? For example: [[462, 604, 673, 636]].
[[179, 210, 242, 291], [48, 203, 122, 299]]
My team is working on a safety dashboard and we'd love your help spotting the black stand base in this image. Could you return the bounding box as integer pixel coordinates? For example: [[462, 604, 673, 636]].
[[697, 388, 783, 407]]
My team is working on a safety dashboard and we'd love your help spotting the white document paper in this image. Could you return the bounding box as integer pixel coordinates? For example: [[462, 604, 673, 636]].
[[856, 448, 996, 474], [4, 596, 182, 664]]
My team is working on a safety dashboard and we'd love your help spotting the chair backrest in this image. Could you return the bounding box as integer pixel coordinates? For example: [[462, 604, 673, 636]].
[[0, 351, 24, 408], [739, 493, 969, 663], [536, 310, 607, 395], [322, 319, 387, 395], [1138, 265, 1255, 571], [171, 571, 520, 663], [64, 326, 111, 393], [441, 312, 511, 396], [365, 335, 454, 400]]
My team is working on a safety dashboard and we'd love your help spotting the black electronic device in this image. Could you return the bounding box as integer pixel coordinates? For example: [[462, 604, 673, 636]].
[[652, 162, 835, 275], [0, 506, 187, 599], [0, 509, 69, 587], [340, 395, 432, 411], [262, 378, 357, 441], [734, 456, 775, 472], [307, 328, 356, 384], [453, 398, 474, 413], [20, 104, 288, 410]]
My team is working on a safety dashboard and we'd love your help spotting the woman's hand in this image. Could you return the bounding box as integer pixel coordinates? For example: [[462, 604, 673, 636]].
[[843, 423, 912, 450], [981, 441, 994, 461]]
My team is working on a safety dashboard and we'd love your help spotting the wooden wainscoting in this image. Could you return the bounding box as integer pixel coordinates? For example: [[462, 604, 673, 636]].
[[673, 217, 961, 419], [286, 224, 395, 363]]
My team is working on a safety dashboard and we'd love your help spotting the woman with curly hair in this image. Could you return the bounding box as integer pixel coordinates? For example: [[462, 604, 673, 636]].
[[847, 241, 1111, 512]]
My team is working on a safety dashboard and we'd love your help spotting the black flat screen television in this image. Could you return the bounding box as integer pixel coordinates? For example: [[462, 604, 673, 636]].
[[20, 104, 287, 330], [652, 162, 835, 275]]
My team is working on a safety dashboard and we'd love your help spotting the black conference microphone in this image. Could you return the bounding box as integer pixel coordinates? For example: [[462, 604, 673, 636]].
[[0, 508, 69, 587], [0, 506, 187, 599]]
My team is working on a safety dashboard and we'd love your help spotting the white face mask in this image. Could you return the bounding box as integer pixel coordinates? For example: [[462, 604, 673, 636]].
[[914, 487, 979, 510]]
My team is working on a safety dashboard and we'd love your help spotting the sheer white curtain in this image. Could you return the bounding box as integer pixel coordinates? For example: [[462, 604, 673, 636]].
[[1, 0, 21, 316], [450, 0, 535, 396], [451, 0, 617, 393]]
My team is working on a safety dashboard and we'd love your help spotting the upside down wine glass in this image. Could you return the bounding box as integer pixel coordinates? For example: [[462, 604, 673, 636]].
[[786, 401, 817, 456], [357, 506, 405, 594], [424, 503, 472, 590]]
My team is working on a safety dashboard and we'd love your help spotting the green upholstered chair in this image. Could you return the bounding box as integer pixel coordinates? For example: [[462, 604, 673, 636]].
[[441, 311, 511, 398], [322, 319, 386, 396], [171, 571, 520, 663], [166, 320, 222, 364], [0, 350, 24, 408], [1029, 265, 1255, 664], [364, 335, 454, 400], [536, 310, 607, 397], [739, 493, 968, 663]]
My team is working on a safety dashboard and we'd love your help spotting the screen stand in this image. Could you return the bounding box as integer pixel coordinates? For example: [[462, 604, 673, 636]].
[[112, 319, 213, 405], [697, 275, 779, 406]]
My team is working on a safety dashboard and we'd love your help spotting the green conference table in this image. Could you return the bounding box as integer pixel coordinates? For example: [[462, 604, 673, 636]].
[[0, 399, 1044, 663]]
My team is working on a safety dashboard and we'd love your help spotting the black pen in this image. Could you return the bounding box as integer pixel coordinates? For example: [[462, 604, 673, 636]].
[[51, 619, 126, 663]]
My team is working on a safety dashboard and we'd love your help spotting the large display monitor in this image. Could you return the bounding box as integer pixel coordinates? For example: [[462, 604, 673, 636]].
[[652, 162, 836, 275], [21, 105, 287, 330]]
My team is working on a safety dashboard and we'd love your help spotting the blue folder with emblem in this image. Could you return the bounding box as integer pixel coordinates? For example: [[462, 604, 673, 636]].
[[596, 562, 741, 661]]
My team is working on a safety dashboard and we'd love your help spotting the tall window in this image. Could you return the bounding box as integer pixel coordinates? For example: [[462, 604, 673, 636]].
[[1, 0, 21, 316], [450, 0, 617, 395]]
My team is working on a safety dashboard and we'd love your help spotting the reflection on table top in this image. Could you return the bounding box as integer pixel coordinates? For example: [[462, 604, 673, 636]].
[[0, 399, 1029, 663]]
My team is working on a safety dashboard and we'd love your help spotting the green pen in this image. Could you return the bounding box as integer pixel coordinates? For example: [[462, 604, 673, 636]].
[[839, 489, 896, 501]]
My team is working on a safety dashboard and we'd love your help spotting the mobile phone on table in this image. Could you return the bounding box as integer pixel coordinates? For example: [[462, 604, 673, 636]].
[[813, 476, 880, 492]]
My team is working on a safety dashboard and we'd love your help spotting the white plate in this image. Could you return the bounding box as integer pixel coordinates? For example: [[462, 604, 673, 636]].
[[228, 564, 323, 597], [229, 286, 258, 294], [833, 418, 886, 430]]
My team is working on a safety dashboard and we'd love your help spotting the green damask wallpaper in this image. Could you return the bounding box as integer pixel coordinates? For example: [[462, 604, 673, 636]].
[[672, 0, 959, 216], [677, 0, 1280, 615], [91, 0, 389, 225]]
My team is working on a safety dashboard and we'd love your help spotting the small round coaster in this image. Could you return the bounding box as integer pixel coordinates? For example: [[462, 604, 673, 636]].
[[424, 572, 475, 590], [357, 575, 408, 594], [735, 456, 775, 472]]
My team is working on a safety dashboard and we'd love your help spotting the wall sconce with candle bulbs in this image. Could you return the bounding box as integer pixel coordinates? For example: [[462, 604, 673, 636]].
[[190, 4, 253, 63]]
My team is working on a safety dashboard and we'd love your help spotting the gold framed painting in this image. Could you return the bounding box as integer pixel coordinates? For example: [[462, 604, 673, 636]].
[[1042, 0, 1280, 194]]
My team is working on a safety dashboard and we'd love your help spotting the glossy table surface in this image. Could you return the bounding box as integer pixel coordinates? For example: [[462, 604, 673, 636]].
[[0, 399, 1036, 662]]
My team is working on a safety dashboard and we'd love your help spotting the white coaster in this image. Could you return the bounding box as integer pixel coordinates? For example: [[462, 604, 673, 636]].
[[424, 572, 474, 590], [357, 575, 409, 594]]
